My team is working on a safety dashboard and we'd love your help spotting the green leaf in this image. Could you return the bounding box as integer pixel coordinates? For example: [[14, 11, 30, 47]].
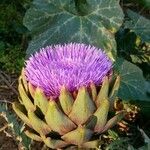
[[116, 28, 150, 64], [135, 100, 150, 119], [138, 128, 150, 150], [0, 102, 31, 149], [106, 138, 129, 150], [24, 0, 124, 58], [124, 10, 150, 43], [116, 28, 138, 55], [136, 0, 150, 9], [114, 58, 150, 101]]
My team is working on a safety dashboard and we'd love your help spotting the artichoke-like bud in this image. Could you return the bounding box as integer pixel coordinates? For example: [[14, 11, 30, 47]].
[[13, 43, 125, 149]]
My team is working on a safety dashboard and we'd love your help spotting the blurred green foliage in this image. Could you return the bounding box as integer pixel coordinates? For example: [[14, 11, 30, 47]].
[[0, 0, 31, 73], [0, 45, 25, 73], [123, 0, 150, 9], [136, 0, 150, 9]]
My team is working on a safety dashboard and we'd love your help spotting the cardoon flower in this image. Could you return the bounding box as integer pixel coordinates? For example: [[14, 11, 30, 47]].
[[13, 43, 124, 149], [25, 43, 112, 98]]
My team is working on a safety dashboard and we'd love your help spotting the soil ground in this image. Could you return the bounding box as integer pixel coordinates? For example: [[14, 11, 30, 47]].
[[0, 117, 18, 150]]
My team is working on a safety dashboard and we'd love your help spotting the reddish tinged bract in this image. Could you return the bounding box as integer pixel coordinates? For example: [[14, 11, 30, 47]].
[[25, 43, 112, 98]]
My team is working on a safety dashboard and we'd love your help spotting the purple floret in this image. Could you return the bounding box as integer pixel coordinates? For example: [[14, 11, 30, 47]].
[[25, 43, 112, 98]]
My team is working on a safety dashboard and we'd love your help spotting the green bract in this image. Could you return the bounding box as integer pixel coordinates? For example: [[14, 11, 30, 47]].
[[13, 70, 125, 149]]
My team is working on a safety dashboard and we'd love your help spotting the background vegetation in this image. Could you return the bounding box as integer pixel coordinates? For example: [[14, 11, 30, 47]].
[[0, 0, 31, 73]]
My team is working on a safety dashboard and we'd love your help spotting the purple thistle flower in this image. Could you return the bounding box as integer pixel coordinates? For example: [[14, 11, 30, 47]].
[[25, 43, 112, 98]]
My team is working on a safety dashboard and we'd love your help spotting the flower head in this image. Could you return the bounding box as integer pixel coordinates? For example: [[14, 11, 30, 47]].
[[25, 43, 112, 98]]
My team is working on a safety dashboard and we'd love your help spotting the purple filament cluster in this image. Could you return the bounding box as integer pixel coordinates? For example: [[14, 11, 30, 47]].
[[25, 43, 112, 98]]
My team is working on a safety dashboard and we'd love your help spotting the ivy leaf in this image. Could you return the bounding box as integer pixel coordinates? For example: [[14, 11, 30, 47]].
[[23, 0, 124, 58], [124, 10, 150, 43], [114, 58, 150, 101]]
